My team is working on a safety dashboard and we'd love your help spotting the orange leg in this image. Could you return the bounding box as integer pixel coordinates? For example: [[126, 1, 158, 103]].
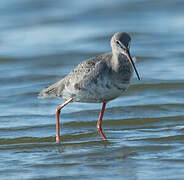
[[97, 102, 107, 139], [56, 98, 73, 143]]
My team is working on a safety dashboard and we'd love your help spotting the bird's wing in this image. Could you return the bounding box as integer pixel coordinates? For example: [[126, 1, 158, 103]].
[[39, 53, 112, 98], [65, 53, 112, 83]]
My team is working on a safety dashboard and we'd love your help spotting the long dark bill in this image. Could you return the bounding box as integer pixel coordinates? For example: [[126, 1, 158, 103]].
[[123, 49, 140, 80]]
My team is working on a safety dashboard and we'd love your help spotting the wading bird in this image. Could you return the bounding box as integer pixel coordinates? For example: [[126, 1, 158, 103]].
[[39, 32, 140, 143]]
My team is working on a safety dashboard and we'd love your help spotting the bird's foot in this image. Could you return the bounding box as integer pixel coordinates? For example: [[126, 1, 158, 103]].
[[56, 137, 61, 144], [97, 127, 107, 140]]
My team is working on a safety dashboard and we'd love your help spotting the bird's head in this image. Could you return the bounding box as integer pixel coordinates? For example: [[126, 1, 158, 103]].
[[111, 32, 140, 80]]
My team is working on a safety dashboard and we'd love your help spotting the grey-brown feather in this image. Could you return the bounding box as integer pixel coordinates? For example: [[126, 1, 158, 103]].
[[39, 52, 133, 103], [39, 53, 111, 99]]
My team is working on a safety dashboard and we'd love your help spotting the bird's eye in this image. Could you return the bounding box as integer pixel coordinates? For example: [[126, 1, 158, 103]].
[[116, 40, 120, 45], [116, 40, 126, 49], [116, 40, 122, 48]]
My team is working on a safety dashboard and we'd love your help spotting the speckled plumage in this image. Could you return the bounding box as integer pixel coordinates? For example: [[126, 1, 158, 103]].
[[39, 51, 133, 102]]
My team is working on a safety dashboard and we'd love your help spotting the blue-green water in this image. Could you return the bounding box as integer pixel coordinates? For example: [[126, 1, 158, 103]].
[[1, 0, 184, 179]]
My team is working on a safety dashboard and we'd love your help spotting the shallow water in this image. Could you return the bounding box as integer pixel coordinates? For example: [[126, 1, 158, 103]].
[[1, 0, 184, 179]]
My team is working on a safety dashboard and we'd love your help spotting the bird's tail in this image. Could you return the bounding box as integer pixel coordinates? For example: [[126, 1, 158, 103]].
[[38, 79, 65, 98], [39, 85, 57, 98]]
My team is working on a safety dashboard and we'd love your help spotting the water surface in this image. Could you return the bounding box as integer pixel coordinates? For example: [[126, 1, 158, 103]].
[[1, 0, 184, 179]]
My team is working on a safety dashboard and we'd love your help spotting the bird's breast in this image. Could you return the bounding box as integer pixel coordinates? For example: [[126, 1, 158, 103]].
[[111, 61, 133, 86]]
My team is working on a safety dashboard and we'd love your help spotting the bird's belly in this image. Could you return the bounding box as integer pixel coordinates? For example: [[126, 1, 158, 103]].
[[62, 82, 129, 103]]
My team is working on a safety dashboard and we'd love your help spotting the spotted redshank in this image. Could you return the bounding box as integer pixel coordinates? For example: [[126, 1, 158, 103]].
[[39, 32, 140, 143]]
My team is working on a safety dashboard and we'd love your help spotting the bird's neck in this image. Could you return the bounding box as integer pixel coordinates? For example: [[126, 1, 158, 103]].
[[111, 51, 126, 70]]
